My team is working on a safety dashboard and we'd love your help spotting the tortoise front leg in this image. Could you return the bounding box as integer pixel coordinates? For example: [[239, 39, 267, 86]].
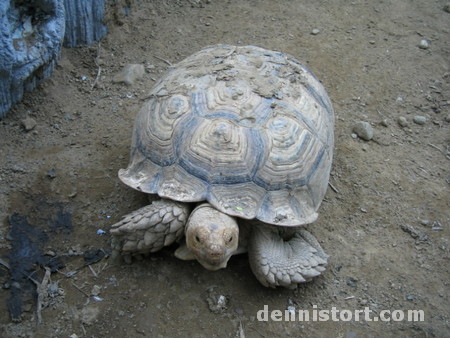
[[110, 199, 189, 263], [248, 223, 328, 288]]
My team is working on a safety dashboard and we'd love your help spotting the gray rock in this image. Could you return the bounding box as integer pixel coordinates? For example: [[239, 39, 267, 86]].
[[63, 0, 108, 47], [0, 1, 65, 118], [380, 119, 389, 127], [311, 29, 321, 35], [420, 219, 429, 226], [397, 116, 408, 127], [418, 39, 430, 49], [0, 0, 109, 118], [352, 121, 373, 141], [21, 117, 37, 131], [400, 224, 428, 242], [47, 168, 57, 179], [413, 115, 427, 125], [113, 64, 146, 86]]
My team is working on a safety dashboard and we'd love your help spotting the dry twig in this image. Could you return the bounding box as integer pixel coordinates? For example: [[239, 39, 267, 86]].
[[36, 268, 51, 324], [328, 181, 339, 194], [152, 54, 173, 66], [91, 42, 102, 90]]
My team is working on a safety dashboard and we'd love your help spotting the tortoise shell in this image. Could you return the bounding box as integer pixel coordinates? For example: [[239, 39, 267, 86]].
[[119, 45, 334, 226]]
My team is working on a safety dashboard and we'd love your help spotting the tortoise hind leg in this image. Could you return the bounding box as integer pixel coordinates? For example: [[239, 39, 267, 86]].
[[248, 223, 328, 288], [110, 199, 190, 263]]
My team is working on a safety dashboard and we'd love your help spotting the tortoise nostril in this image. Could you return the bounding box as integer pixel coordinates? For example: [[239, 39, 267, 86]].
[[208, 245, 223, 256]]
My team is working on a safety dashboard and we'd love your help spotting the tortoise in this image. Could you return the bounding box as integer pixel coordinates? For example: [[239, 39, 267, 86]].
[[110, 44, 334, 288]]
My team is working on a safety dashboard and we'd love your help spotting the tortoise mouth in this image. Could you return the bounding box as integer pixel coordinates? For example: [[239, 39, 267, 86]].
[[199, 259, 227, 271], [196, 254, 230, 271]]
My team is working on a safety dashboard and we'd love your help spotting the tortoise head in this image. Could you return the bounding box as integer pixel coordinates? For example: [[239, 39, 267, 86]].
[[185, 204, 239, 270]]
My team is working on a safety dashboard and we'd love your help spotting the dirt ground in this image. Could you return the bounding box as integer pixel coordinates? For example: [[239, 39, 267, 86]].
[[1, 0, 449, 337]]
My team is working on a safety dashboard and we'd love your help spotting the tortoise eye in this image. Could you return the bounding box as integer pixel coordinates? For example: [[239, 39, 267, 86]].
[[228, 236, 233, 243], [195, 235, 201, 243]]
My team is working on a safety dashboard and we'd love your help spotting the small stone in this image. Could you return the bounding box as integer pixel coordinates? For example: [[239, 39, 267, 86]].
[[91, 285, 101, 296], [48, 282, 60, 295], [407, 295, 414, 301], [444, 4, 450, 13], [413, 115, 426, 125], [397, 116, 408, 127], [311, 29, 321, 35], [287, 306, 296, 315], [418, 39, 430, 49], [21, 117, 37, 131], [113, 64, 145, 86], [380, 119, 389, 127], [46, 250, 56, 256], [346, 278, 357, 288], [444, 114, 450, 123], [352, 121, 373, 141], [432, 221, 443, 231], [68, 189, 78, 198], [64, 113, 74, 121], [47, 168, 57, 179]]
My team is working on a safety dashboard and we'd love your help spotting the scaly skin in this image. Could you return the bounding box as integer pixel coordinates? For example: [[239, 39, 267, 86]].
[[111, 201, 328, 288], [110, 199, 189, 263]]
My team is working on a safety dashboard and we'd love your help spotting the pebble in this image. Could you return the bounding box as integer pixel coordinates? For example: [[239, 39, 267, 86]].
[[418, 39, 430, 49], [311, 29, 321, 35], [380, 119, 389, 127], [444, 4, 450, 13], [444, 114, 450, 123], [346, 279, 357, 288], [420, 219, 429, 226], [47, 168, 57, 179], [21, 117, 37, 131], [352, 121, 373, 141], [113, 64, 145, 86], [413, 115, 426, 125], [90, 285, 101, 296], [287, 305, 296, 315], [397, 116, 408, 127]]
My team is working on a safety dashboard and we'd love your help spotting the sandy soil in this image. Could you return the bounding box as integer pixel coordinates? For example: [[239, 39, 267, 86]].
[[0, 0, 449, 337]]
